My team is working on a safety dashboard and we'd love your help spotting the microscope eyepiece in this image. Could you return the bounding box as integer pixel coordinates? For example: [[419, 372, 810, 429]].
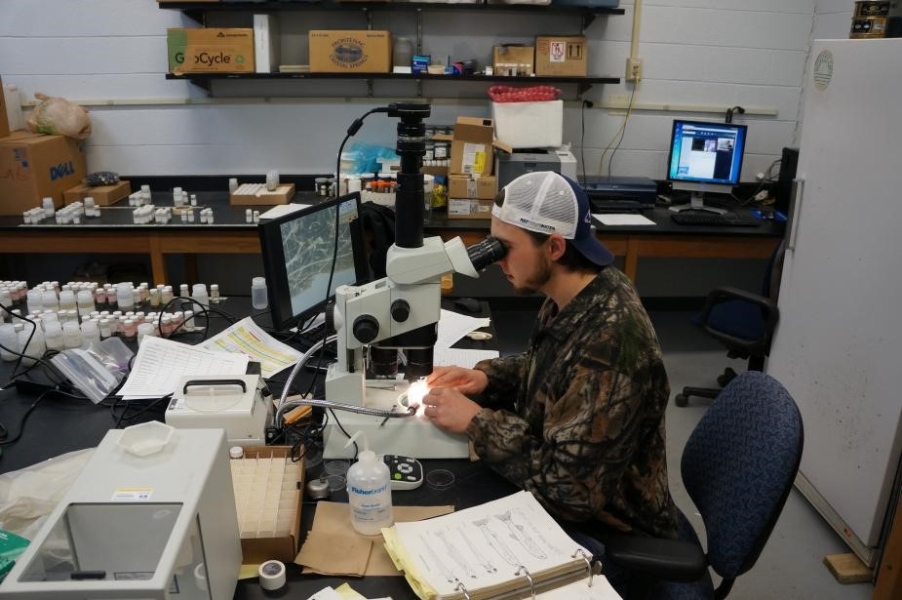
[[466, 236, 507, 271]]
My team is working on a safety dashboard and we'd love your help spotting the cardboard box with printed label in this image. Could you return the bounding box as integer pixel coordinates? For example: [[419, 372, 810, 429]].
[[64, 181, 132, 207], [309, 30, 391, 74], [0, 75, 9, 139], [167, 28, 255, 74], [449, 174, 496, 201], [448, 198, 494, 220], [0, 132, 86, 216], [535, 35, 587, 77], [450, 117, 512, 177], [492, 45, 535, 75]]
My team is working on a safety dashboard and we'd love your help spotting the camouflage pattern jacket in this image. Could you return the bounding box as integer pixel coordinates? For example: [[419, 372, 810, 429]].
[[470, 267, 678, 539]]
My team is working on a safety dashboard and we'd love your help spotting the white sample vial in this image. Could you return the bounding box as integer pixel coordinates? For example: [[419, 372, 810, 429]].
[[58, 290, 77, 312], [17, 329, 45, 367], [229, 178, 239, 194], [0, 323, 18, 361], [251, 277, 268, 310], [117, 283, 135, 311], [44, 320, 64, 351], [99, 318, 113, 339], [346, 449, 393, 535], [81, 320, 101, 346], [77, 289, 95, 316], [26, 289, 44, 314], [192, 283, 209, 313], [137, 322, 156, 345], [62, 321, 82, 349]]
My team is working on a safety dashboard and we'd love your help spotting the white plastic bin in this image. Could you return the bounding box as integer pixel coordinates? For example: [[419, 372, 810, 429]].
[[492, 100, 563, 149]]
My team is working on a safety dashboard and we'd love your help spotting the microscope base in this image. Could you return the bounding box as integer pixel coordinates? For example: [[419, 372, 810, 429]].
[[322, 385, 469, 459]]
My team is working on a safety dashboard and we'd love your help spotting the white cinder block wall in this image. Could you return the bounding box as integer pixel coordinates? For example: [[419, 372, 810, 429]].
[[0, 0, 854, 180]]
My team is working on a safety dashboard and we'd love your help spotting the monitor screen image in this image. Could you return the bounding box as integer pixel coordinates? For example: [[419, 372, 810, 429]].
[[666, 120, 748, 193], [259, 193, 368, 331]]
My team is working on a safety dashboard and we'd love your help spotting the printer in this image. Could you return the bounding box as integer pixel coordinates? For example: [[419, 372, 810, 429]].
[[582, 176, 658, 212], [497, 147, 578, 188]]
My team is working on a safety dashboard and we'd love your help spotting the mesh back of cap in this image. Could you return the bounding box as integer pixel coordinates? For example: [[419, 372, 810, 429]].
[[502, 172, 578, 238]]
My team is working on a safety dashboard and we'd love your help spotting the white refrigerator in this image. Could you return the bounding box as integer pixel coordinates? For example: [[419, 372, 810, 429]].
[[766, 38, 902, 567]]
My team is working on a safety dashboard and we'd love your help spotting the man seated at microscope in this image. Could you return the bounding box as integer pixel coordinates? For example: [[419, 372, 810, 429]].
[[421, 171, 678, 593]]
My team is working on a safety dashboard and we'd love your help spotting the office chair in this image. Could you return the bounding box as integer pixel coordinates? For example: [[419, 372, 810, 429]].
[[604, 371, 804, 599], [674, 240, 785, 407]]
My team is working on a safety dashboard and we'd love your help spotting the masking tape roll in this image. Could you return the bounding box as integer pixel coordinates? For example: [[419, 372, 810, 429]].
[[258, 559, 286, 591]]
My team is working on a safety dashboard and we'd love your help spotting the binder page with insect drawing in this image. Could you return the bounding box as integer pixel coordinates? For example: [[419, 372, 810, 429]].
[[381, 490, 620, 600]]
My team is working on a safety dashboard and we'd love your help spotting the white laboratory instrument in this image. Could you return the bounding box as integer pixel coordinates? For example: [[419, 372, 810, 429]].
[[2, 427, 242, 599], [322, 235, 502, 459], [165, 375, 272, 446]]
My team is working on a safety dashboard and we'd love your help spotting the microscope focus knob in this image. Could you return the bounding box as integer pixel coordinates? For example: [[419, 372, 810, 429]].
[[391, 300, 410, 323], [352, 315, 379, 344]]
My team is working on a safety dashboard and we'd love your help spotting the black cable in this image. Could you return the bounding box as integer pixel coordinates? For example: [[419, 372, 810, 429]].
[[112, 394, 172, 429], [328, 408, 358, 460], [0, 388, 92, 447]]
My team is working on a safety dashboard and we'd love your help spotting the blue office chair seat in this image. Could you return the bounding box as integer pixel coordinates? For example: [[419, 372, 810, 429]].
[[690, 300, 766, 343], [605, 372, 804, 599]]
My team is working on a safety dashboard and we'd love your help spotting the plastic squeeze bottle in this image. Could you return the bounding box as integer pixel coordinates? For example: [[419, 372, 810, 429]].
[[345, 432, 393, 535]]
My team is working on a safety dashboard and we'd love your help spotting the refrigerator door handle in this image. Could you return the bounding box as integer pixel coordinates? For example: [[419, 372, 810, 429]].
[[787, 178, 804, 251]]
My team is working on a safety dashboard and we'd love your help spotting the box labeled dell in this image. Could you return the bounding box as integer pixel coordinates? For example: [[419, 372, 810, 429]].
[[309, 30, 391, 73], [0, 131, 86, 216], [167, 28, 255, 74]]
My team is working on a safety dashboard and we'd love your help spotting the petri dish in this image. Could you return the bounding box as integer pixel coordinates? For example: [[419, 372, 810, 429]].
[[324, 459, 351, 477], [325, 474, 347, 493], [426, 468, 455, 491]]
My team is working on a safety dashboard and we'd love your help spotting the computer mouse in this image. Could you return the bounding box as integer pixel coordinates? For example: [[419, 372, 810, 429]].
[[454, 297, 481, 313]]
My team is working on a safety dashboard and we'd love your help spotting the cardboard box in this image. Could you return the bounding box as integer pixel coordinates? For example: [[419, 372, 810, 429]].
[[493, 45, 535, 75], [449, 174, 496, 200], [64, 180, 132, 207], [448, 198, 494, 220], [535, 35, 587, 77], [230, 182, 296, 206], [167, 28, 255, 75], [309, 30, 391, 74], [492, 100, 563, 149], [0, 132, 86, 216], [450, 116, 513, 177], [235, 446, 305, 565], [0, 76, 9, 139]]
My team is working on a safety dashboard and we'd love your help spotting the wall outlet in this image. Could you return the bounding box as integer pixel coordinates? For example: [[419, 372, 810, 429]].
[[625, 57, 643, 82]]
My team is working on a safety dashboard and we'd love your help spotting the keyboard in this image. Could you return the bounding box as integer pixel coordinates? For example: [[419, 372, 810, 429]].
[[670, 211, 760, 227]]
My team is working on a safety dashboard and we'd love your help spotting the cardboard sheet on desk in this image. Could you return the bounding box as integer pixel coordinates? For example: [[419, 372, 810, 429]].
[[296, 502, 454, 576]]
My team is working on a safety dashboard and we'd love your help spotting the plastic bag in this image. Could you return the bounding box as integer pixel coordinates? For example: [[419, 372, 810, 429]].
[[347, 141, 399, 175], [26, 93, 92, 139], [50, 337, 133, 403]]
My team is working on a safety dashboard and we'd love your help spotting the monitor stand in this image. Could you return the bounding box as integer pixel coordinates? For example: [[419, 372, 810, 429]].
[[668, 192, 728, 215]]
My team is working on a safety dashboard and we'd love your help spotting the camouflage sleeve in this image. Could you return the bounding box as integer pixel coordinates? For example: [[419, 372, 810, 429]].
[[467, 357, 648, 524], [472, 353, 527, 409]]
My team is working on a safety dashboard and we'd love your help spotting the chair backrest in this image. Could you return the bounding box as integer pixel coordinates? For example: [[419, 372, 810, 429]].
[[680, 371, 803, 580]]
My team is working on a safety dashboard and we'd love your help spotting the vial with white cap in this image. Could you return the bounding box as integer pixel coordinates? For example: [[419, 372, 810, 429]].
[[81, 320, 101, 346], [192, 283, 209, 314], [0, 324, 18, 361], [117, 283, 135, 311], [44, 321, 64, 350], [251, 277, 268, 310], [62, 321, 82, 349], [345, 431, 393, 535], [17, 329, 45, 367]]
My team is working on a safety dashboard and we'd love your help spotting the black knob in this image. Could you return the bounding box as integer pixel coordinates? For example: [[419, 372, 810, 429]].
[[391, 300, 411, 322], [324, 299, 336, 333], [352, 315, 379, 344]]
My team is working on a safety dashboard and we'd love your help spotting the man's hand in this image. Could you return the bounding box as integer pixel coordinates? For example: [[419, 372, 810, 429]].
[[426, 366, 488, 396], [422, 387, 482, 434]]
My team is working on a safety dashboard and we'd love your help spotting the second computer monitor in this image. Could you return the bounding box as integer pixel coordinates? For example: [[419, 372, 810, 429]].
[[258, 193, 368, 331], [666, 119, 748, 196]]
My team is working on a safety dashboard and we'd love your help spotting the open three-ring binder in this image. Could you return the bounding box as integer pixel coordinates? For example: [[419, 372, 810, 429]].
[[381, 491, 621, 600]]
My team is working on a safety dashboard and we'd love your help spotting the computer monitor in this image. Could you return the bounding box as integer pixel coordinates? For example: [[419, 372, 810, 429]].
[[258, 193, 368, 331], [666, 119, 748, 214]]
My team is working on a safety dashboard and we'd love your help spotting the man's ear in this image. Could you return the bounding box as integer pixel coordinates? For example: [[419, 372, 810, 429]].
[[547, 234, 567, 260]]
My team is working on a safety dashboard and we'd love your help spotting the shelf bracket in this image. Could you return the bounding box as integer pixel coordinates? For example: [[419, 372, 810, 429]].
[[417, 10, 424, 53], [367, 79, 374, 97], [416, 80, 423, 98], [581, 13, 596, 33], [577, 81, 593, 100], [183, 10, 205, 25]]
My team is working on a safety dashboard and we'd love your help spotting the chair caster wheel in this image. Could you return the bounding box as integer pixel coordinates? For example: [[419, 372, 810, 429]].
[[675, 394, 688, 407]]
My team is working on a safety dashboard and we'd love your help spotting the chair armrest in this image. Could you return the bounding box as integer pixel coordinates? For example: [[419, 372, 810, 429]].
[[699, 286, 780, 351], [603, 533, 709, 583]]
